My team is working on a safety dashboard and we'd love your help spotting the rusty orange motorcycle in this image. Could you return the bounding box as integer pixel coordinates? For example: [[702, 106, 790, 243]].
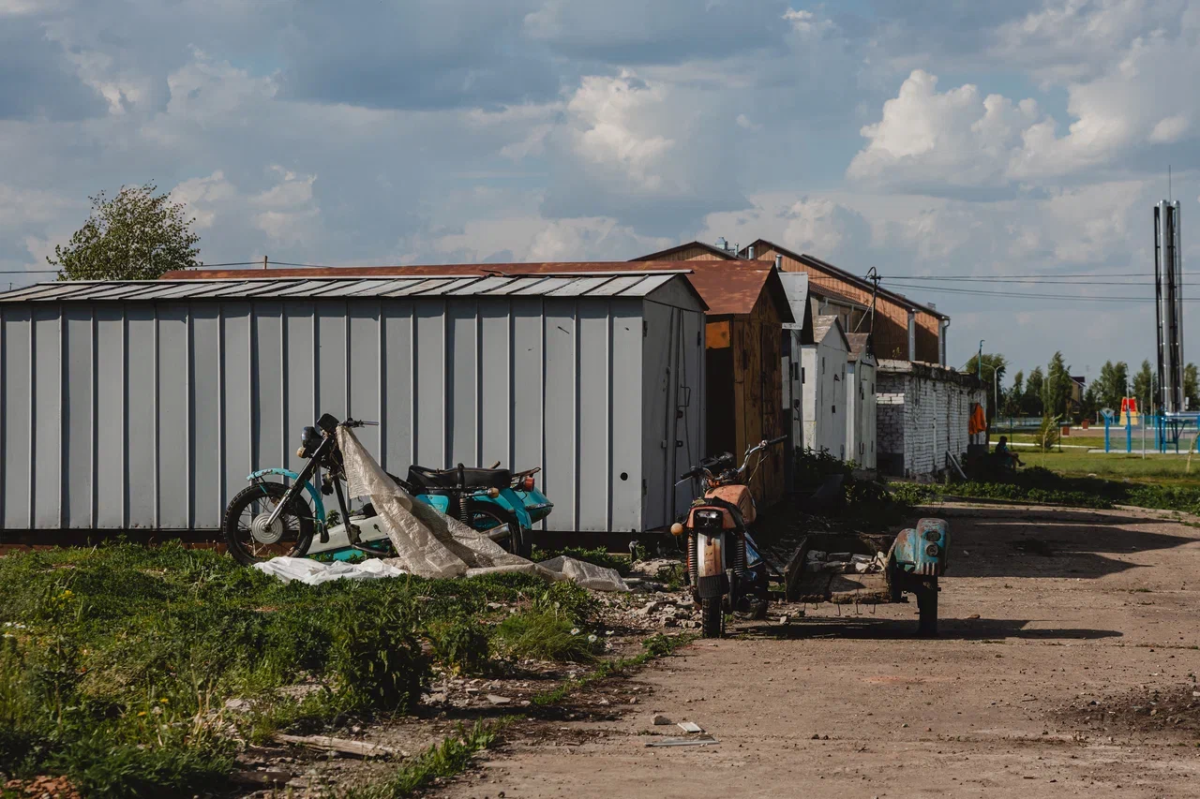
[[672, 436, 785, 638]]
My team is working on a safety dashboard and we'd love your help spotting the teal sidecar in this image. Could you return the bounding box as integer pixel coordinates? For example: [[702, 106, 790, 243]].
[[782, 518, 949, 636]]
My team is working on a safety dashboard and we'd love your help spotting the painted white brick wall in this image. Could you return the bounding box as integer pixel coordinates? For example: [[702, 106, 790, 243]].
[[876, 365, 986, 479]]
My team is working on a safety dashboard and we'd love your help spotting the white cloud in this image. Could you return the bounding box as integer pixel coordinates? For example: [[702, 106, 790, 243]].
[[426, 214, 671, 263], [168, 166, 320, 248], [566, 72, 675, 192], [847, 70, 1039, 189], [0, 0, 50, 15], [171, 171, 237, 229], [1149, 115, 1190, 144]]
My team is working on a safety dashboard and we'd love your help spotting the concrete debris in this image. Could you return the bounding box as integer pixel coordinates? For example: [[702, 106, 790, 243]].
[[645, 736, 720, 747], [677, 721, 704, 733], [653, 714, 672, 725], [486, 694, 512, 705]]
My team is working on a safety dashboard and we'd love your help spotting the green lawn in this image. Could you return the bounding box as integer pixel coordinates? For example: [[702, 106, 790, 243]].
[[1019, 450, 1200, 485]]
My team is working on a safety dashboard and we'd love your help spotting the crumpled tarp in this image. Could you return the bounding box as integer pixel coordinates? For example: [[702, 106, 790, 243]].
[[253, 556, 406, 585], [329, 428, 628, 591]]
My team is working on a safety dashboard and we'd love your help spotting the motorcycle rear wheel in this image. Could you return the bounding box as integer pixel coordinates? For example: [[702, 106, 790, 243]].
[[700, 596, 724, 638], [223, 481, 314, 565]]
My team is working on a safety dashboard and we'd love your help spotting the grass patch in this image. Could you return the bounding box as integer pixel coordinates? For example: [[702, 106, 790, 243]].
[[897, 459, 1200, 515], [1021, 450, 1200, 485], [345, 718, 510, 799], [0, 543, 568, 795], [493, 612, 602, 663], [529, 546, 633, 576]]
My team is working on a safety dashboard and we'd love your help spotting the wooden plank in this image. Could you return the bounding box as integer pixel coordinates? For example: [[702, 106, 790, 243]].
[[274, 733, 404, 758]]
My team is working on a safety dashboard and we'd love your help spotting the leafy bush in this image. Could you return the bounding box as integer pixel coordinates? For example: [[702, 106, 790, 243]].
[[533, 581, 599, 626], [1037, 415, 1062, 450], [427, 616, 491, 676]]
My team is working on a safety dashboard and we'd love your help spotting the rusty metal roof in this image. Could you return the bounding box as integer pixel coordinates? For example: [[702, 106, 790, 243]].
[[154, 259, 788, 319], [747, 239, 947, 319], [0, 272, 704, 305]]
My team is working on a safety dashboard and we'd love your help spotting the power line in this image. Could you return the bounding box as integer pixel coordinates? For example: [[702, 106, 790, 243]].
[[876, 281, 1169, 303], [881, 272, 1145, 280], [883, 276, 1150, 286]]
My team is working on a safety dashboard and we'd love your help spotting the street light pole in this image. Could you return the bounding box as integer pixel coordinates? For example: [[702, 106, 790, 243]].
[[978, 340, 985, 382]]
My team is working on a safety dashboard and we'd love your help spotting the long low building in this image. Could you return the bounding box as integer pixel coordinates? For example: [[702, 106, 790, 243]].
[[0, 270, 707, 536]]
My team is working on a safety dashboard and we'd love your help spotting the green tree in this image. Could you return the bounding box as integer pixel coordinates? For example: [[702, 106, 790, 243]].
[[1004, 371, 1024, 417], [1044, 351, 1073, 418], [964, 353, 1007, 419], [1023, 367, 1045, 416], [49, 183, 201, 281], [1185, 363, 1199, 411], [1096, 360, 1129, 411], [1132, 360, 1154, 410], [1081, 383, 1099, 423]]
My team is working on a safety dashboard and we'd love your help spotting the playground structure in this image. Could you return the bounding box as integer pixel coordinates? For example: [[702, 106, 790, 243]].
[[1102, 406, 1200, 454]]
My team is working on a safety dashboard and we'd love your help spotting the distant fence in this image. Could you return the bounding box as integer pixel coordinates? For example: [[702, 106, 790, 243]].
[[992, 416, 1046, 432], [1102, 413, 1200, 454]]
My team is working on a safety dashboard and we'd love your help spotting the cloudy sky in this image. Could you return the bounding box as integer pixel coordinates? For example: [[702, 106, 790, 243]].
[[2, 0, 1198, 381]]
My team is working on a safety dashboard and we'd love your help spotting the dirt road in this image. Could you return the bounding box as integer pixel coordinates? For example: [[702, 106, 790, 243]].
[[444, 504, 1200, 799]]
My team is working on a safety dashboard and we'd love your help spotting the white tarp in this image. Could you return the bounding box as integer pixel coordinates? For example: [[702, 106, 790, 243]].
[[329, 428, 628, 591], [253, 556, 406, 585]]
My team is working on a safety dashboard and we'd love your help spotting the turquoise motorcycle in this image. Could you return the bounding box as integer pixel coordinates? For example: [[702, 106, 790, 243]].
[[222, 414, 552, 564]]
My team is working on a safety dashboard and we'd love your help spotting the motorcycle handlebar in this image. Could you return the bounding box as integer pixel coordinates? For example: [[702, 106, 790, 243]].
[[768, 435, 787, 445]]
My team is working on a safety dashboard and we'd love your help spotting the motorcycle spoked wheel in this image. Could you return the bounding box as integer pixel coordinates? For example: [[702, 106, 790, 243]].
[[700, 596, 725, 639], [223, 481, 315, 565], [463, 499, 529, 559]]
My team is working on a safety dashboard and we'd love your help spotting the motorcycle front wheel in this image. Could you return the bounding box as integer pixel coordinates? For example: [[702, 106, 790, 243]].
[[700, 596, 725, 638], [463, 499, 529, 558], [223, 481, 315, 565]]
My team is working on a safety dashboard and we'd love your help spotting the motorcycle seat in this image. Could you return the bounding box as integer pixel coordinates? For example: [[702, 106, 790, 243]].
[[407, 464, 512, 491]]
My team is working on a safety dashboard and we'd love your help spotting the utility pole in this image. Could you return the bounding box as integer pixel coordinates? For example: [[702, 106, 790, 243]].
[[861, 267, 880, 336], [263, 255, 269, 270], [977, 340, 984, 382]]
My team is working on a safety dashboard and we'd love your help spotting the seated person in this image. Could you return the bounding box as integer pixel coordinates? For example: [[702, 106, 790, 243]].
[[994, 435, 1023, 469]]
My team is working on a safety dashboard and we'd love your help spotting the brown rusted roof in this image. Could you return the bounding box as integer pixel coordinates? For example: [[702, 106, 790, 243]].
[[161, 260, 791, 320], [845, 332, 874, 362], [813, 315, 850, 351], [634, 240, 738, 261], [747, 239, 947, 319]]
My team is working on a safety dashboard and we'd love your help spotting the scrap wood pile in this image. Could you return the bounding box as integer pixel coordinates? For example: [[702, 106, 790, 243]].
[[802, 549, 888, 574]]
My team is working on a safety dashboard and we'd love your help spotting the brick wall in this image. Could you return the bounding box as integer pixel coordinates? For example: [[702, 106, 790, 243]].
[[876, 361, 986, 479]]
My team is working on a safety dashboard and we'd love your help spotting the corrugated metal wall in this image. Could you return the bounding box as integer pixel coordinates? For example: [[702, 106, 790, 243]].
[[0, 294, 703, 533]]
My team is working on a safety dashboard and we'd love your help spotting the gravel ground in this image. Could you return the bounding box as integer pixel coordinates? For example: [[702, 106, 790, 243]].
[[436, 503, 1200, 799]]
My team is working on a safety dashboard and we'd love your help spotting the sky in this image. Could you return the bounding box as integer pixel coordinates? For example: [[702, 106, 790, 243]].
[[2, 0, 1199, 386]]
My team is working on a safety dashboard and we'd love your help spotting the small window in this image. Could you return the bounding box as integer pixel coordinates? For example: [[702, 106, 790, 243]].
[[802, 367, 806, 383], [832, 404, 837, 414]]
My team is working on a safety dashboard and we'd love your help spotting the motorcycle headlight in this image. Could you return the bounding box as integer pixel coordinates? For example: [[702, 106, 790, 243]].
[[923, 529, 940, 542], [298, 426, 322, 458], [925, 543, 940, 557]]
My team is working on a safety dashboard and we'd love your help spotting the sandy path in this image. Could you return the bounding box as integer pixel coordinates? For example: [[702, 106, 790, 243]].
[[441, 504, 1200, 799]]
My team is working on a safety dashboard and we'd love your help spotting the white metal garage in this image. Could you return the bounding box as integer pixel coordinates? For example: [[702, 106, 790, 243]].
[[0, 272, 706, 535]]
